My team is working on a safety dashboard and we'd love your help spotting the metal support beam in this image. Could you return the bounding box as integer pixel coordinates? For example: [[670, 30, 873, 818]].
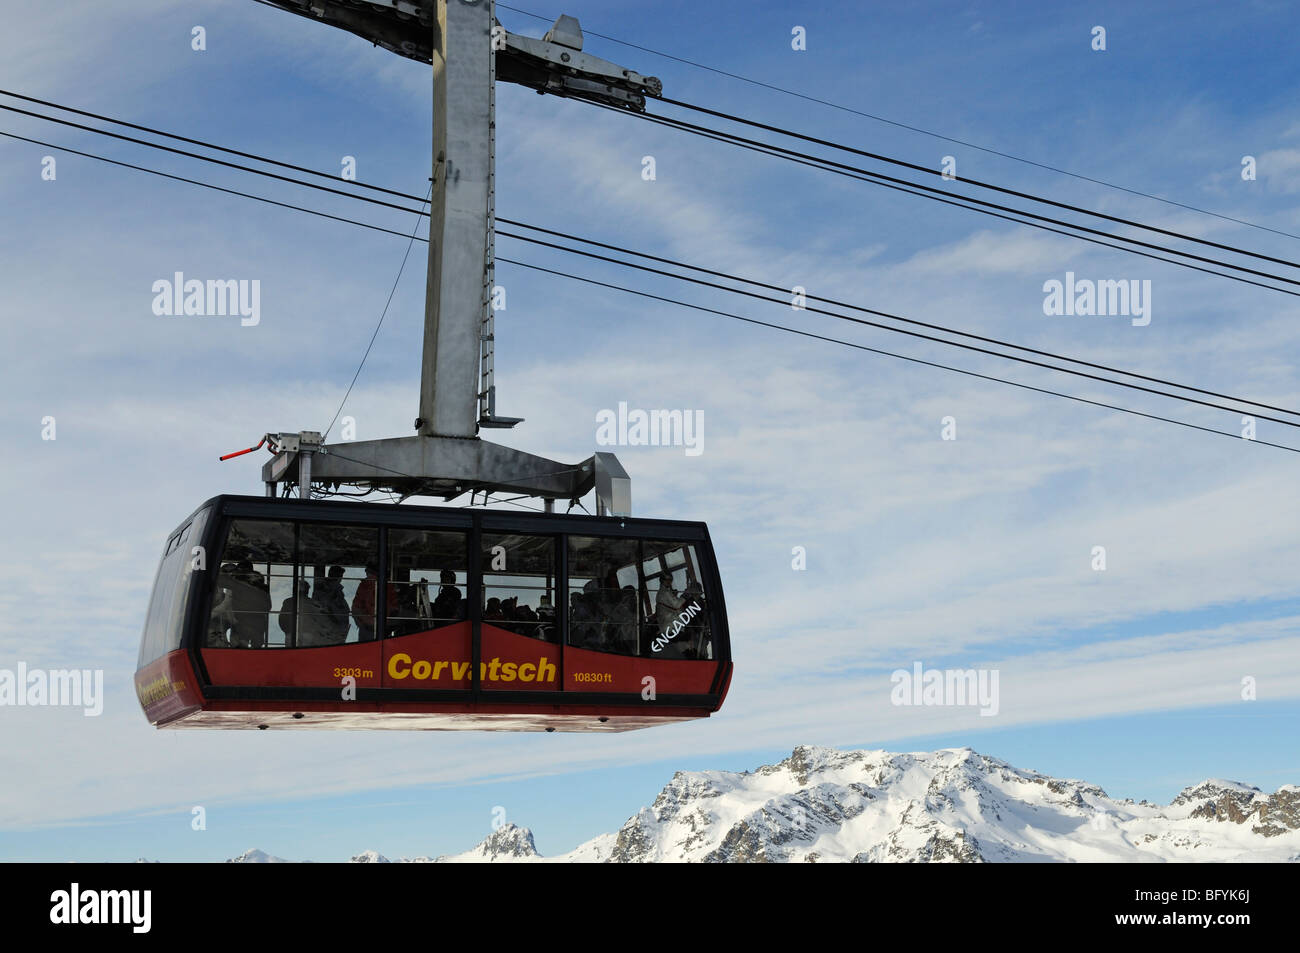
[[261, 434, 613, 503], [299, 450, 312, 500], [246, 2, 659, 516], [418, 0, 496, 438], [260, 435, 630, 515]]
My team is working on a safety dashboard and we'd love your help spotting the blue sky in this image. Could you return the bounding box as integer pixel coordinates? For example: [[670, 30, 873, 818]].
[[1, 0, 1298, 861]]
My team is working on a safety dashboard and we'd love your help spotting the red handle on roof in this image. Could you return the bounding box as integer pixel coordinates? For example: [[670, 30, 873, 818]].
[[219, 437, 267, 461]]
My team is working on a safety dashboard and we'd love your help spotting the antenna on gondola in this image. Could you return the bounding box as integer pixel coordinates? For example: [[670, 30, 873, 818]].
[[249, 0, 656, 517]]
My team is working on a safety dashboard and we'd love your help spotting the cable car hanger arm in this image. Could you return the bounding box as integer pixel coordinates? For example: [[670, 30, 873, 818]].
[[495, 15, 662, 112], [254, 2, 660, 110]]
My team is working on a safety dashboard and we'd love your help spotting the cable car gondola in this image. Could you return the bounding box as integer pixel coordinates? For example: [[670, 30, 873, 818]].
[[135, 495, 732, 731], [133, 4, 729, 731]]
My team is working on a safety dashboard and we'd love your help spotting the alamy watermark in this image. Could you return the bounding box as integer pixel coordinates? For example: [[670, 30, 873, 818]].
[[0, 663, 104, 716], [152, 272, 261, 326], [890, 662, 999, 717], [50, 884, 151, 933], [595, 401, 703, 456], [1042, 271, 1151, 326]]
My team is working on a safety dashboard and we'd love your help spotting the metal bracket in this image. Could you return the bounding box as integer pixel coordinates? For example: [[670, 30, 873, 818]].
[[264, 431, 323, 499], [497, 17, 662, 111], [593, 452, 631, 517]]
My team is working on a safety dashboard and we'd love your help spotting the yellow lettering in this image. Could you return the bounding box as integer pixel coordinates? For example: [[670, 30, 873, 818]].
[[433, 660, 448, 680], [501, 662, 517, 682], [139, 675, 176, 706], [412, 660, 431, 680], [388, 653, 411, 679], [519, 662, 535, 682], [537, 657, 556, 684]]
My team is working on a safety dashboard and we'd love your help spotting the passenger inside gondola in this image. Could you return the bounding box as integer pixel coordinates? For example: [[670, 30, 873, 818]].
[[569, 588, 599, 648], [518, 602, 536, 637], [536, 596, 556, 642], [353, 564, 395, 642], [654, 570, 686, 633], [281, 580, 333, 646], [228, 561, 270, 648], [391, 579, 424, 637], [207, 564, 238, 646], [387, 528, 468, 636], [612, 585, 638, 652], [430, 568, 464, 624], [680, 581, 709, 659], [312, 566, 351, 644]]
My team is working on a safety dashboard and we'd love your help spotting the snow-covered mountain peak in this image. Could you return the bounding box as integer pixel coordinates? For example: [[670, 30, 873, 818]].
[[1170, 778, 1263, 808], [214, 746, 1300, 863], [437, 822, 540, 863], [226, 848, 288, 863], [545, 745, 1299, 863], [1169, 779, 1300, 837]]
